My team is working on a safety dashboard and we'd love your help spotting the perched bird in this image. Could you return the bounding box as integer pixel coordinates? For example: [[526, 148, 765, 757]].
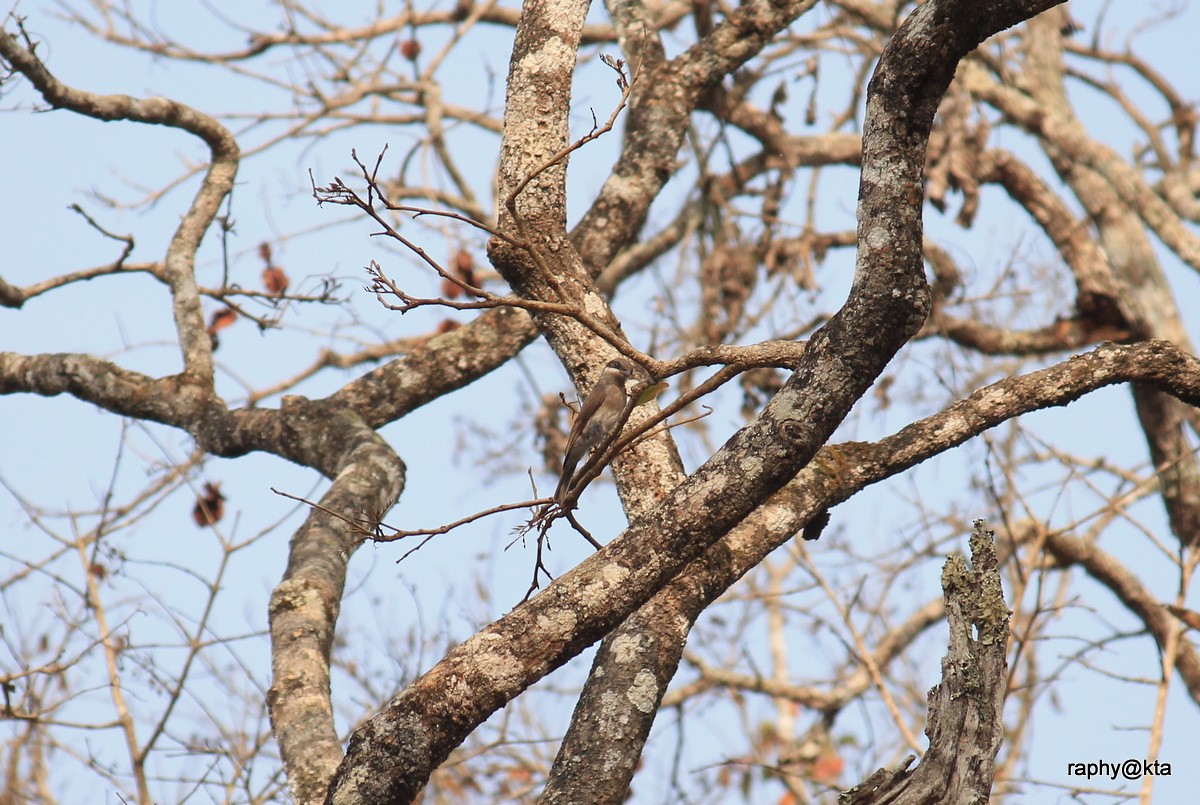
[[555, 357, 635, 502]]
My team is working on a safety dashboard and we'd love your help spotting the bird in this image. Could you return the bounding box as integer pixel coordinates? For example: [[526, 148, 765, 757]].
[[555, 357, 635, 502]]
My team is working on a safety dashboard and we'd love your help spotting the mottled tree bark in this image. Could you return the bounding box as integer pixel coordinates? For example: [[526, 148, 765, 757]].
[[842, 521, 1010, 805], [326, 1, 1068, 802]]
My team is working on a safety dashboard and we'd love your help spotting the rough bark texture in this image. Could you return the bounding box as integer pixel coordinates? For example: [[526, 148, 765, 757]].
[[7, 1, 1200, 802], [266, 401, 406, 804], [841, 521, 1010, 805], [538, 600, 692, 805], [542, 1, 1070, 802], [544, 339, 1200, 804], [325, 1, 1068, 802]]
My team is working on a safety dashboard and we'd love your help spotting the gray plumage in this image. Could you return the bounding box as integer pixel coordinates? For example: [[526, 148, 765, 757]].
[[554, 357, 634, 501]]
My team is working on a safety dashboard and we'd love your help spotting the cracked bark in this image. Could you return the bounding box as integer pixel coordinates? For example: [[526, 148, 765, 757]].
[[9, 2, 1196, 802], [266, 399, 407, 804], [325, 2, 1067, 802], [841, 521, 1010, 805]]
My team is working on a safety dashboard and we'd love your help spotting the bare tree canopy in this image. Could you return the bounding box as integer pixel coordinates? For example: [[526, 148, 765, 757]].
[[3, 0, 1200, 803]]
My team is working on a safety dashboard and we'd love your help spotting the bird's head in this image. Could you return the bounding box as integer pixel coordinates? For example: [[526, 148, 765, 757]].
[[604, 357, 635, 380]]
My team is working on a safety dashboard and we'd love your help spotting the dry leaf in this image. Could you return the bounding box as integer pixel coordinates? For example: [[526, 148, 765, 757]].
[[262, 265, 289, 295], [192, 482, 226, 527], [207, 307, 237, 334]]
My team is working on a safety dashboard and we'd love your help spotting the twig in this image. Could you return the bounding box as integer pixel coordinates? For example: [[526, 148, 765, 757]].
[[504, 54, 634, 212]]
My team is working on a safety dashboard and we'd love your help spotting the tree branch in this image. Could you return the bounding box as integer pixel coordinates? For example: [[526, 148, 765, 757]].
[[842, 520, 1010, 804], [326, 2, 1069, 801], [1, 15, 239, 382]]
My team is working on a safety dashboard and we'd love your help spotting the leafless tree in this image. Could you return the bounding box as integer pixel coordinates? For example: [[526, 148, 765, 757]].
[[3, 0, 1200, 803]]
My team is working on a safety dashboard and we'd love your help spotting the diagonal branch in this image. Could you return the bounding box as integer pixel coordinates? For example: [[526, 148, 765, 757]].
[[543, 338, 1200, 803], [326, 2, 1070, 802]]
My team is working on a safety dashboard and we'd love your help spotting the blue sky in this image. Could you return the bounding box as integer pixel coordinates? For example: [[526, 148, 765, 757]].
[[3, 2, 1200, 802]]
